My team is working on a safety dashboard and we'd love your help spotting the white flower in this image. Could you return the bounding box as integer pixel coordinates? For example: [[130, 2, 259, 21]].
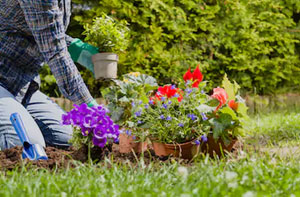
[[177, 166, 188, 179], [225, 171, 238, 181], [242, 191, 256, 197]]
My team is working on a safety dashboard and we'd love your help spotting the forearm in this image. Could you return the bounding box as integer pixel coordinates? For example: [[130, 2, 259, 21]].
[[18, 0, 93, 104]]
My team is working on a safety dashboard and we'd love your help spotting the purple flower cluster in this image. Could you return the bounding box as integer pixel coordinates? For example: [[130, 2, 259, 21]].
[[62, 103, 119, 148]]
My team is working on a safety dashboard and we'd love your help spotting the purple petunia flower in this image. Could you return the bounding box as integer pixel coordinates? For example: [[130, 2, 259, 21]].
[[201, 134, 208, 143], [160, 115, 165, 120], [166, 116, 172, 121], [187, 114, 197, 121], [201, 112, 208, 121], [178, 123, 184, 127], [194, 139, 200, 145], [62, 103, 119, 148]]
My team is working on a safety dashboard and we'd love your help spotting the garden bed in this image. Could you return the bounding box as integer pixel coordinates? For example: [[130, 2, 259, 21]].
[[0, 142, 242, 171]]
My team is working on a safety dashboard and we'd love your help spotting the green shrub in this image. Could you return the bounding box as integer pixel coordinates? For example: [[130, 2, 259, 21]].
[[69, 0, 300, 96]]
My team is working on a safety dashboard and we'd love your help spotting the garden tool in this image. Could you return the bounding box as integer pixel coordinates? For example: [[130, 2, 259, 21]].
[[68, 38, 99, 76], [10, 113, 48, 160]]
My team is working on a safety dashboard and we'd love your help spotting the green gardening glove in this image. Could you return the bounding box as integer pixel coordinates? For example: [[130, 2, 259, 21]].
[[68, 38, 99, 75]]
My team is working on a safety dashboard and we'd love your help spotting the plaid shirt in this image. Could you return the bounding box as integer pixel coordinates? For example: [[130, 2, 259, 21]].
[[0, 0, 93, 105]]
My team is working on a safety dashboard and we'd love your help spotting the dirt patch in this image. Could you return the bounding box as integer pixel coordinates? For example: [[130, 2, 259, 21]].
[[0, 141, 240, 171], [0, 145, 111, 171]]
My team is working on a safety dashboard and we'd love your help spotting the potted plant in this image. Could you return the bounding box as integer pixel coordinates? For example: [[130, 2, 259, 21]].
[[102, 72, 158, 153], [129, 66, 248, 159], [83, 14, 130, 79], [62, 103, 119, 161]]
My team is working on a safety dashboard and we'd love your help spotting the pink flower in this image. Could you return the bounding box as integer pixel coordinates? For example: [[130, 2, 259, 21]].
[[211, 88, 228, 111]]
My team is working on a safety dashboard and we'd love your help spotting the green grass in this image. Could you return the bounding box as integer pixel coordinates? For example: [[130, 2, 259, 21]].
[[1, 110, 300, 197]]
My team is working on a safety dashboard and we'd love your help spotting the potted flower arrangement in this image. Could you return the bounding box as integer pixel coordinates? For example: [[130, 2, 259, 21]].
[[62, 103, 119, 161], [128, 66, 248, 159], [102, 72, 158, 153], [83, 13, 130, 79]]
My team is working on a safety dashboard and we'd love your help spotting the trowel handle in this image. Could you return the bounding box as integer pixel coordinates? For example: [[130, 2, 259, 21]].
[[10, 113, 30, 145]]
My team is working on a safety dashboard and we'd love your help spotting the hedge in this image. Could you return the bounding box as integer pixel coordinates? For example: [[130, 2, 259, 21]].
[[40, 0, 300, 97]]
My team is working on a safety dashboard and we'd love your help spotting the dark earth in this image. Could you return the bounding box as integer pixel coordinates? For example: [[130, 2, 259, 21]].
[[0, 142, 242, 171]]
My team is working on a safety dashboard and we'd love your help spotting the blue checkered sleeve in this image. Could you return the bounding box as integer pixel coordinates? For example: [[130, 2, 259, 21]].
[[18, 0, 93, 105]]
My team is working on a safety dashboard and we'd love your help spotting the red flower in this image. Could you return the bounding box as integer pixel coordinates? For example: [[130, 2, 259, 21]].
[[211, 87, 228, 111], [154, 85, 183, 102], [228, 100, 239, 111], [183, 65, 203, 88]]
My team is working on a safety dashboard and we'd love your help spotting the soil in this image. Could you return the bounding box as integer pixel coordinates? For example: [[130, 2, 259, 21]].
[[0, 141, 242, 171]]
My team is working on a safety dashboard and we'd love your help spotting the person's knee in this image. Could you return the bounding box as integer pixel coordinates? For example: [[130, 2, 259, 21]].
[[0, 132, 22, 150], [42, 123, 73, 148]]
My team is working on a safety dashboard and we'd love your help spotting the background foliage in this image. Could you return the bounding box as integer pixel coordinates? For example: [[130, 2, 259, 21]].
[[40, 0, 300, 97]]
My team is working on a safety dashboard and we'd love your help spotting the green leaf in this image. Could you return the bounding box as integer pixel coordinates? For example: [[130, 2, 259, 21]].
[[196, 104, 216, 113], [220, 106, 238, 120], [222, 74, 235, 101], [237, 103, 249, 118]]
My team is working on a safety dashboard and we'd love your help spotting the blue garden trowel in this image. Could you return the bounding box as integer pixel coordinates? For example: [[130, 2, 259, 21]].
[[10, 113, 48, 160]]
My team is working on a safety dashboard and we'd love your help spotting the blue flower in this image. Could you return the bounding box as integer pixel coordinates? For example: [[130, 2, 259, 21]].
[[160, 115, 165, 120], [178, 123, 184, 127], [201, 90, 205, 94], [131, 101, 135, 107], [161, 97, 166, 101], [162, 104, 168, 109], [194, 139, 200, 145], [137, 120, 143, 124], [125, 130, 132, 136], [139, 100, 143, 105], [132, 136, 137, 140], [149, 100, 154, 105], [173, 93, 179, 98], [201, 134, 208, 143], [166, 116, 172, 121], [201, 112, 208, 121], [185, 88, 192, 94], [168, 100, 172, 105], [171, 85, 176, 90], [145, 104, 149, 109], [187, 114, 197, 121], [135, 111, 142, 117]]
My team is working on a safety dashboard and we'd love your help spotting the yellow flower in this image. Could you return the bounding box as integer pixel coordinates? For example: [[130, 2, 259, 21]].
[[123, 79, 129, 83], [128, 72, 141, 77]]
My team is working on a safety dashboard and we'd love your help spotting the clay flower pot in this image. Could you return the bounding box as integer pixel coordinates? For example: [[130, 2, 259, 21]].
[[152, 140, 199, 160], [200, 135, 237, 157], [92, 53, 118, 79], [119, 133, 148, 154]]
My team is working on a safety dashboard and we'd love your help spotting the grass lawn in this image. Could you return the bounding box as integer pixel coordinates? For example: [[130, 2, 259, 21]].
[[1, 110, 300, 197]]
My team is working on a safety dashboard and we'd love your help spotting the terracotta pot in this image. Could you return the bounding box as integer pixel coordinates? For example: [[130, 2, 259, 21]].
[[152, 141, 199, 160], [152, 135, 237, 159], [119, 133, 148, 154], [200, 135, 237, 157]]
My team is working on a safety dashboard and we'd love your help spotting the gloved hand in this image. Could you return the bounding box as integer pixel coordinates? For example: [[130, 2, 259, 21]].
[[68, 38, 99, 75], [87, 99, 98, 107]]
